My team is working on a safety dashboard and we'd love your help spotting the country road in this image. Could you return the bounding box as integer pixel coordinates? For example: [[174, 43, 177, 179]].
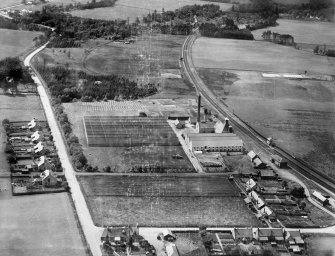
[[24, 43, 103, 256]]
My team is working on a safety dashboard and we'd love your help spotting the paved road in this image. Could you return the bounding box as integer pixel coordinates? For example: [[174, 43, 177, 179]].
[[24, 44, 103, 256]]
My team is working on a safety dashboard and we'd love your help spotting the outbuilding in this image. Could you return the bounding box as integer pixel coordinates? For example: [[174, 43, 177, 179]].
[[271, 154, 287, 168]]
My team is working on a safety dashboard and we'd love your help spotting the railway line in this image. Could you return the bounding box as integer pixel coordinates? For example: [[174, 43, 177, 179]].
[[181, 34, 335, 194]]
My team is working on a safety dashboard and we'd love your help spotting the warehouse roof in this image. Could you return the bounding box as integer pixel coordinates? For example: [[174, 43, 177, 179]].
[[187, 133, 236, 138], [312, 191, 328, 202], [191, 139, 243, 147]]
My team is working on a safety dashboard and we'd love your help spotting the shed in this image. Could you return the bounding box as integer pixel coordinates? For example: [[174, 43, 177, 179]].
[[260, 169, 277, 180], [312, 191, 329, 206], [253, 157, 267, 169], [271, 154, 287, 168]]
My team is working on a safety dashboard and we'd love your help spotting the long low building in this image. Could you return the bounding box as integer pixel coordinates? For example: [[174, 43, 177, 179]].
[[185, 133, 243, 152]]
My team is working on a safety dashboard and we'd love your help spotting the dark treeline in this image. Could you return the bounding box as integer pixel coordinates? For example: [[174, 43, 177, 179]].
[[62, 0, 117, 11], [235, 0, 279, 19], [199, 23, 254, 40], [143, 4, 255, 40], [0, 57, 34, 92], [35, 65, 157, 102]]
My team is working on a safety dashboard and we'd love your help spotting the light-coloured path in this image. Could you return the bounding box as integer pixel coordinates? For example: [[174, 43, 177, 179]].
[[24, 44, 103, 256]]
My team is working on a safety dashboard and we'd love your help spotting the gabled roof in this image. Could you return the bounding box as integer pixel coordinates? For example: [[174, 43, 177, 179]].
[[312, 191, 328, 202], [40, 170, 56, 180], [37, 156, 46, 167], [163, 229, 176, 238], [260, 206, 273, 216], [248, 151, 257, 160], [246, 179, 257, 190]]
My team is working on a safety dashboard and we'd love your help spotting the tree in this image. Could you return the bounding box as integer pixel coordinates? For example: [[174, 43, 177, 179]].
[[291, 186, 305, 198], [314, 45, 320, 54]]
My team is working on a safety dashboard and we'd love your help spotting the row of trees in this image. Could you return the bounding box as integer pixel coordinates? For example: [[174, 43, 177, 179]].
[[35, 65, 158, 103], [62, 0, 117, 12], [262, 30, 295, 46], [199, 23, 254, 40]]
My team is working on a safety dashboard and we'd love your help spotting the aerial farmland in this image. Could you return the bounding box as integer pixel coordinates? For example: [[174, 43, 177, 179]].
[[192, 37, 335, 179]]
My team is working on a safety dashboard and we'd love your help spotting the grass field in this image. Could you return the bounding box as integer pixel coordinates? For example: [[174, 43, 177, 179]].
[[0, 29, 42, 60], [70, 0, 232, 22], [77, 175, 260, 227], [305, 234, 335, 256], [192, 38, 335, 178], [34, 34, 195, 98], [192, 38, 334, 75], [253, 19, 335, 46], [0, 193, 88, 256]]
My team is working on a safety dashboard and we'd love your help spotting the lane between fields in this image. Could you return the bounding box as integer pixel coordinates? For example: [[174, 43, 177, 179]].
[[24, 43, 104, 256]]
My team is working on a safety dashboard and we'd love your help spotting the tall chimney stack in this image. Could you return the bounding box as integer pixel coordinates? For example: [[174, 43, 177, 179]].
[[197, 95, 201, 123]]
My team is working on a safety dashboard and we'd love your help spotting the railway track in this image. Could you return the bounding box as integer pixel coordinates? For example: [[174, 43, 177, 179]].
[[181, 34, 335, 193]]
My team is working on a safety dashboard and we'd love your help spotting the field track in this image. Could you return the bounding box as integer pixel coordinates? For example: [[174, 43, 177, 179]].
[[182, 34, 335, 193]]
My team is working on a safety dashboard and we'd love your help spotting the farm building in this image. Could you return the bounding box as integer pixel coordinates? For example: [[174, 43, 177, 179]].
[[260, 169, 277, 180], [166, 244, 179, 256], [234, 228, 253, 241], [271, 155, 287, 168], [312, 191, 329, 206], [37, 156, 52, 171], [185, 133, 243, 152], [40, 170, 58, 187], [246, 179, 257, 191]]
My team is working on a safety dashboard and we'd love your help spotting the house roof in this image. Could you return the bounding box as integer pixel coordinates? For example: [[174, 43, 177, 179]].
[[260, 206, 273, 216], [248, 151, 257, 160], [258, 228, 283, 237], [40, 170, 56, 180], [271, 154, 286, 163], [312, 191, 328, 202], [246, 179, 257, 190], [253, 157, 264, 167], [163, 229, 176, 238], [37, 156, 45, 167], [234, 228, 253, 239]]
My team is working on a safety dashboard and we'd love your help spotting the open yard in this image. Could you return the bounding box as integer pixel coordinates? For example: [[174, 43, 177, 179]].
[[0, 192, 88, 256], [305, 234, 335, 256], [0, 29, 42, 60], [70, 0, 232, 22], [77, 174, 261, 227], [253, 19, 335, 46], [192, 37, 335, 179]]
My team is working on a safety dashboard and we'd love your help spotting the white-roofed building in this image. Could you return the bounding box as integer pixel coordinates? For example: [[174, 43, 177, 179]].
[[248, 191, 265, 209], [246, 178, 257, 191], [27, 118, 37, 130], [247, 151, 258, 161], [186, 133, 243, 152], [37, 156, 52, 171], [33, 141, 44, 154], [312, 191, 329, 206], [31, 131, 41, 143]]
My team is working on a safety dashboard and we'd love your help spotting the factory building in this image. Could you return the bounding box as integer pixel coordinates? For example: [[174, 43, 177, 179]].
[[186, 133, 243, 152]]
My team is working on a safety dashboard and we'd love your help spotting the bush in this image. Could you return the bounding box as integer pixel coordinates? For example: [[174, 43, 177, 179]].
[[2, 119, 10, 126], [7, 154, 17, 164], [62, 123, 72, 137], [67, 134, 79, 145], [4, 144, 14, 153], [291, 186, 305, 198]]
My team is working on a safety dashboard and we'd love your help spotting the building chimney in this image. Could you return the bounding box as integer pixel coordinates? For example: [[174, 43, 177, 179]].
[[203, 108, 207, 123], [197, 95, 201, 123], [228, 125, 233, 133]]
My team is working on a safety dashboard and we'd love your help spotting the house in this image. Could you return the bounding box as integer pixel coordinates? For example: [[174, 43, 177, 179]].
[[248, 191, 265, 209], [234, 228, 253, 242], [27, 118, 37, 130], [258, 228, 283, 243], [247, 151, 258, 162], [40, 170, 58, 187], [252, 157, 267, 169], [37, 156, 52, 171], [33, 141, 44, 154], [260, 169, 277, 180], [312, 191, 329, 206], [31, 131, 41, 143], [166, 244, 179, 256], [271, 155, 287, 168], [163, 229, 176, 242], [186, 133, 243, 152], [285, 230, 304, 246], [246, 178, 257, 191], [260, 206, 276, 222]]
